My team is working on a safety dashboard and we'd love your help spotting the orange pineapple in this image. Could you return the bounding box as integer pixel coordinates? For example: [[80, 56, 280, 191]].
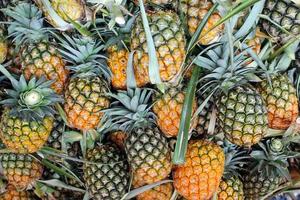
[[108, 131, 127, 149], [0, 185, 37, 199], [173, 140, 225, 200], [136, 182, 173, 200]]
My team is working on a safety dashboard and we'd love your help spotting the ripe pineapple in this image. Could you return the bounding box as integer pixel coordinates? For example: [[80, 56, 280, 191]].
[[107, 45, 128, 90], [103, 88, 172, 185], [0, 66, 61, 153], [3, 3, 68, 94], [0, 185, 37, 200], [258, 74, 298, 130], [135, 182, 173, 200], [173, 140, 225, 200], [34, 0, 85, 29], [83, 144, 129, 199], [260, 0, 300, 43], [243, 138, 292, 199], [108, 131, 127, 150], [180, 0, 224, 45], [0, 153, 43, 190], [196, 42, 268, 147], [131, 10, 186, 87], [58, 35, 110, 131], [0, 27, 7, 64], [152, 84, 198, 137]]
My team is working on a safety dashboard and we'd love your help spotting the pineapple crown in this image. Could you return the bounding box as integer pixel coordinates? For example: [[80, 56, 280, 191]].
[[57, 34, 111, 79], [101, 88, 156, 133], [2, 3, 50, 47], [249, 137, 300, 180], [196, 41, 259, 95], [0, 64, 62, 121], [222, 140, 248, 179]]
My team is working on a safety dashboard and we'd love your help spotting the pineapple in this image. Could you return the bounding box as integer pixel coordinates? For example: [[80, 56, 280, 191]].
[[152, 83, 198, 137], [34, 0, 85, 29], [103, 88, 172, 185], [0, 66, 62, 153], [0, 153, 43, 190], [58, 35, 110, 131], [180, 0, 224, 45], [243, 138, 292, 199], [196, 42, 268, 147], [173, 140, 225, 200], [108, 131, 127, 150], [0, 185, 37, 200], [260, 0, 300, 43], [131, 10, 186, 87], [136, 182, 173, 200], [107, 45, 128, 90], [83, 144, 129, 200], [0, 27, 7, 64], [217, 142, 246, 200], [3, 3, 68, 94]]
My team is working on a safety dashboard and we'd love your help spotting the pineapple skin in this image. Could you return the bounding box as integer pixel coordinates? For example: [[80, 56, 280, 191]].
[[180, 0, 224, 45], [83, 144, 129, 200], [108, 131, 127, 150], [0, 185, 37, 200], [131, 10, 186, 87], [125, 125, 172, 185], [259, 74, 298, 130], [217, 177, 245, 200], [0, 27, 7, 64], [21, 42, 68, 94], [136, 182, 173, 200], [173, 140, 225, 200], [261, 0, 300, 43], [107, 45, 128, 90], [0, 109, 54, 154], [64, 77, 110, 131], [153, 84, 198, 137], [217, 86, 268, 147], [0, 153, 43, 190], [243, 173, 284, 200]]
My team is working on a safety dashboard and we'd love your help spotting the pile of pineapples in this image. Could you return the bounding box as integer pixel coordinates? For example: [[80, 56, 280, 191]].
[[0, 0, 299, 200]]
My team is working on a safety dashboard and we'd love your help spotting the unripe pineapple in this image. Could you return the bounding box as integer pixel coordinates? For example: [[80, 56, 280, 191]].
[[173, 140, 225, 200], [3, 3, 69, 94], [218, 177, 244, 200], [107, 45, 128, 90], [125, 125, 172, 185], [0, 67, 62, 153], [260, 0, 300, 43], [131, 10, 186, 87], [180, 0, 224, 45], [218, 86, 268, 147], [0, 27, 7, 64], [58, 35, 111, 131], [83, 144, 129, 200], [0, 185, 37, 200], [34, 0, 85, 29], [259, 74, 298, 130], [136, 182, 173, 200], [153, 84, 198, 137], [0, 153, 43, 190]]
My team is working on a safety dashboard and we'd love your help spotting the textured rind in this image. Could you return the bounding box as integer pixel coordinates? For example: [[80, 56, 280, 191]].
[[108, 131, 127, 150], [125, 125, 172, 185], [107, 46, 128, 90], [180, 0, 224, 45], [217, 86, 268, 147], [244, 173, 284, 200], [64, 77, 110, 131], [83, 144, 129, 200], [0, 153, 43, 190], [259, 75, 298, 130], [0, 109, 54, 153], [218, 177, 245, 200], [21, 42, 68, 94], [173, 140, 225, 200], [153, 85, 197, 137], [136, 182, 173, 200], [0, 185, 37, 200], [131, 10, 186, 87], [261, 0, 300, 43]]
